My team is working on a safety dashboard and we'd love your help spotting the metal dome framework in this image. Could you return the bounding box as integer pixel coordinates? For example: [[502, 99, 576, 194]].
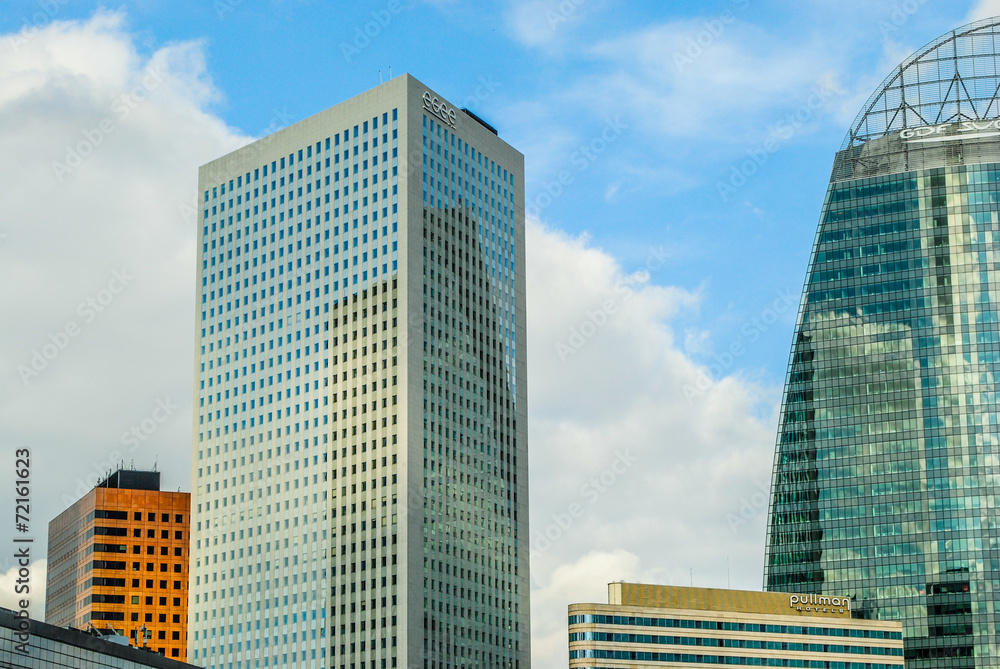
[[843, 17, 1000, 152]]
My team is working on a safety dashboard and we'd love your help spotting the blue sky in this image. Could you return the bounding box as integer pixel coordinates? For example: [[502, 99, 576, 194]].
[[1, 1, 998, 665], [0, 0, 984, 378]]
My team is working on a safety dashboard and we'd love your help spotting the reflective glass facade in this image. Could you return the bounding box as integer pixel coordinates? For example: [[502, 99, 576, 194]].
[[765, 18, 1000, 669]]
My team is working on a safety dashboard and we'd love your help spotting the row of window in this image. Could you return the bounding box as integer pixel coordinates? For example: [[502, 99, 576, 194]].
[[92, 526, 184, 540], [91, 560, 184, 575], [569, 632, 901, 656], [568, 616, 902, 640], [89, 543, 183, 556], [93, 510, 185, 523], [568, 650, 902, 667]]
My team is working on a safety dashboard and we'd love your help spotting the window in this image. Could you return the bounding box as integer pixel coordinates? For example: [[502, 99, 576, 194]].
[[148, 513, 156, 521]]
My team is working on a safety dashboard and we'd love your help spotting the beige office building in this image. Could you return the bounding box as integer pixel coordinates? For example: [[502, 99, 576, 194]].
[[569, 583, 903, 668]]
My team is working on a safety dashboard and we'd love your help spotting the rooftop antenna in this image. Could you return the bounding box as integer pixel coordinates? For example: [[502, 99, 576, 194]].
[[153, 456, 158, 471], [379, 69, 383, 84], [389, 66, 392, 79], [690, 568, 693, 586]]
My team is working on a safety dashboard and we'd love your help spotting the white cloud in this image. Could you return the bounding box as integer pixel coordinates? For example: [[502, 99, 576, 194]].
[[530, 550, 650, 664], [0, 11, 246, 559], [0, 12, 783, 668], [501, 12, 854, 199], [581, 19, 846, 143], [504, 0, 605, 48], [967, 1, 1000, 21], [526, 220, 779, 667], [0, 560, 46, 620]]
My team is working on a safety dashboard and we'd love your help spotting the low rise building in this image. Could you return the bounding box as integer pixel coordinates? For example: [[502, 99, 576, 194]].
[[45, 468, 190, 660], [569, 582, 904, 668]]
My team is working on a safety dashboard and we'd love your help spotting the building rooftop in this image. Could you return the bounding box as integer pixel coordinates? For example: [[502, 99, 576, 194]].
[[96, 468, 160, 491], [0, 607, 200, 668], [573, 582, 906, 627]]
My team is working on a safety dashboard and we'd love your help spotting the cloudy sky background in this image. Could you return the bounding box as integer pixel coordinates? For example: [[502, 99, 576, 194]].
[[1, 1, 998, 665]]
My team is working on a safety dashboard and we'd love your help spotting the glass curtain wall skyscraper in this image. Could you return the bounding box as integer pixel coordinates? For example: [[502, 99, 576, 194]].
[[765, 18, 1000, 668], [188, 75, 529, 669]]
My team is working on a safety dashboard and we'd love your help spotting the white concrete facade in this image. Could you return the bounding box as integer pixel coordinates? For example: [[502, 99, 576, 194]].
[[189, 74, 529, 669]]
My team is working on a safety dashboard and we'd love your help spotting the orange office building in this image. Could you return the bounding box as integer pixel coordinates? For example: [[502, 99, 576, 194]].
[[46, 468, 190, 661]]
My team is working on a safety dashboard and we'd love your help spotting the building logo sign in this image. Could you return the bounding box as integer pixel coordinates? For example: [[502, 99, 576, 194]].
[[900, 119, 1000, 144], [789, 594, 850, 614], [423, 91, 458, 128]]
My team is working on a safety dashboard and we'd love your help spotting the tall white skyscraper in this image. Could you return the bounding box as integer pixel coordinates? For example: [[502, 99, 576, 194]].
[[188, 75, 529, 669]]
